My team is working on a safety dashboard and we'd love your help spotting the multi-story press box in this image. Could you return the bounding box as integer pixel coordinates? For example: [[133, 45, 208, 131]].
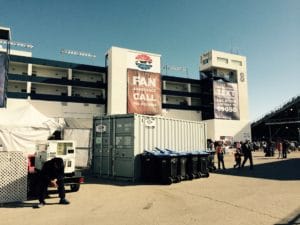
[[92, 114, 207, 181]]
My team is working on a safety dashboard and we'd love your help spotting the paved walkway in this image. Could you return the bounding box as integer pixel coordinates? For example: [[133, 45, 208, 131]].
[[1, 151, 300, 225]]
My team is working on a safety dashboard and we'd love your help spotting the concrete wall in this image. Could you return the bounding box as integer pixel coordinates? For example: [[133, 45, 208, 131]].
[[206, 119, 251, 142], [6, 99, 105, 119], [161, 109, 202, 121], [106, 46, 161, 115]]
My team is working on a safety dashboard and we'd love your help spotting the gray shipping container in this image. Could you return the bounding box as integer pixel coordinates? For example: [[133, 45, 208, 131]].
[[92, 114, 207, 181]]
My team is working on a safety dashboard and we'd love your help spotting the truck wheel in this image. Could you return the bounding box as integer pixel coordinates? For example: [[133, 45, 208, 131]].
[[70, 184, 80, 192]]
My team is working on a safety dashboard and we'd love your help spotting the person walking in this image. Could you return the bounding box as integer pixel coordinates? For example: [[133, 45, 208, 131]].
[[282, 140, 289, 158], [216, 142, 226, 170], [241, 140, 254, 170], [36, 157, 70, 208], [276, 140, 283, 159], [233, 147, 242, 168]]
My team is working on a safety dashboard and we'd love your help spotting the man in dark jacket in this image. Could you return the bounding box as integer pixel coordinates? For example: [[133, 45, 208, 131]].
[[282, 140, 289, 158], [241, 140, 254, 170], [36, 157, 70, 208]]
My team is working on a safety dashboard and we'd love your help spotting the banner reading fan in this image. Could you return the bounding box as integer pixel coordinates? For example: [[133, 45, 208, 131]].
[[127, 69, 162, 115]]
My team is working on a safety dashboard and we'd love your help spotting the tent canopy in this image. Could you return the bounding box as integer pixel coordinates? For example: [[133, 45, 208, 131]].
[[0, 104, 61, 155]]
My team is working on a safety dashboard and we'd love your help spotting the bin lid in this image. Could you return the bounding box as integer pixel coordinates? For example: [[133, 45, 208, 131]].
[[164, 149, 188, 155], [143, 150, 170, 157], [178, 152, 190, 156], [189, 151, 200, 155], [195, 150, 210, 155]]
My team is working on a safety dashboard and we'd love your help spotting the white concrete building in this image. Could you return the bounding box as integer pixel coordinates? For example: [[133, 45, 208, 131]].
[[1, 42, 250, 142], [200, 50, 251, 142]]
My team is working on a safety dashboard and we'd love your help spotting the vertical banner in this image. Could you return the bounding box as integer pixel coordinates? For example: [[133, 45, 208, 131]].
[[0, 53, 7, 108], [213, 81, 240, 120], [127, 69, 161, 115]]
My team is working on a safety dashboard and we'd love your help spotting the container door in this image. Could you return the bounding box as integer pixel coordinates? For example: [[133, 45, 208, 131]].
[[93, 156, 113, 176], [114, 157, 134, 178], [112, 117, 134, 178], [93, 118, 113, 176]]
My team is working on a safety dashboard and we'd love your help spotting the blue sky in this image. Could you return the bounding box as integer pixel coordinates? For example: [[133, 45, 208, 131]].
[[1, 0, 299, 121]]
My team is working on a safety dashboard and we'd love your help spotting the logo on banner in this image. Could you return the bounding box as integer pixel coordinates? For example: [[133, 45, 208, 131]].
[[135, 54, 152, 70]]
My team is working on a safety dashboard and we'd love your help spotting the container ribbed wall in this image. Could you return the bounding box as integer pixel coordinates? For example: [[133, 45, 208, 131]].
[[134, 114, 207, 154]]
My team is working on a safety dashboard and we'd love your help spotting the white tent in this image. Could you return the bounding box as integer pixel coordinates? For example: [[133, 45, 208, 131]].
[[0, 104, 61, 155]]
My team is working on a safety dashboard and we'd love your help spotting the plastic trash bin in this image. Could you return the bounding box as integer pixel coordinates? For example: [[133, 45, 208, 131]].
[[204, 149, 216, 172], [165, 149, 189, 181], [177, 152, 189, 181], [142, 149, 179, 184], [158, 152, 179, 184], [198, 151, 210, 177], [187, 152, 200, 179], [141, 151, 158, 182]]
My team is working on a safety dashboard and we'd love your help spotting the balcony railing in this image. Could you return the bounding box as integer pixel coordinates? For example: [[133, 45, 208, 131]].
[[162, 103, 203, 111], [8, 73, 107, 89], [162, 89, 200, 98], [10, 55, 107, 73], [7, 92, 29, 99], [30, 93, 106, 104]]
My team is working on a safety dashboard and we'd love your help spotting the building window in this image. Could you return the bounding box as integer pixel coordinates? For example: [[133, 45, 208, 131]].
[[202, 59, 209, 64], [232, 60, 242, 66], [217, 57, 228, 64]]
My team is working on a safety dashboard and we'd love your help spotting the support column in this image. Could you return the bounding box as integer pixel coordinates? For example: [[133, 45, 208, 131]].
[[68, 68, 72, 96], [187, 83, 191, 106], [27, 64, 32, 99]]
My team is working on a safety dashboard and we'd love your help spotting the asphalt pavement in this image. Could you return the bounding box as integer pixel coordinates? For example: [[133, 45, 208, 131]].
[[1, 151, 299, 225]]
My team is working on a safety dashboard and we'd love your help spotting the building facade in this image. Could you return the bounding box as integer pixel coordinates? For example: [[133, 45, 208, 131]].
[[199, 50, 251, 142], [1, 45, 251, 142]]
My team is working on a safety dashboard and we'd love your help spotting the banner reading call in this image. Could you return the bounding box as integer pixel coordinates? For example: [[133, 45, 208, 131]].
[[127, 69, 161, 115]]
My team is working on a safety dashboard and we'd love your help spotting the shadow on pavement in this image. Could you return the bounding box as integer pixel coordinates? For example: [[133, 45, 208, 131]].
[[82, 176, 158, 187], [0, 202, 34, 208], [274, 207, 300, 225], [214, 158, 300, 181]]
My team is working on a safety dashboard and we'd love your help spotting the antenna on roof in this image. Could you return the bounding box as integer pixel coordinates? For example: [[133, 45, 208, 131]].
[[229, 38, 240, 55], [0, 40, 34, 49]]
